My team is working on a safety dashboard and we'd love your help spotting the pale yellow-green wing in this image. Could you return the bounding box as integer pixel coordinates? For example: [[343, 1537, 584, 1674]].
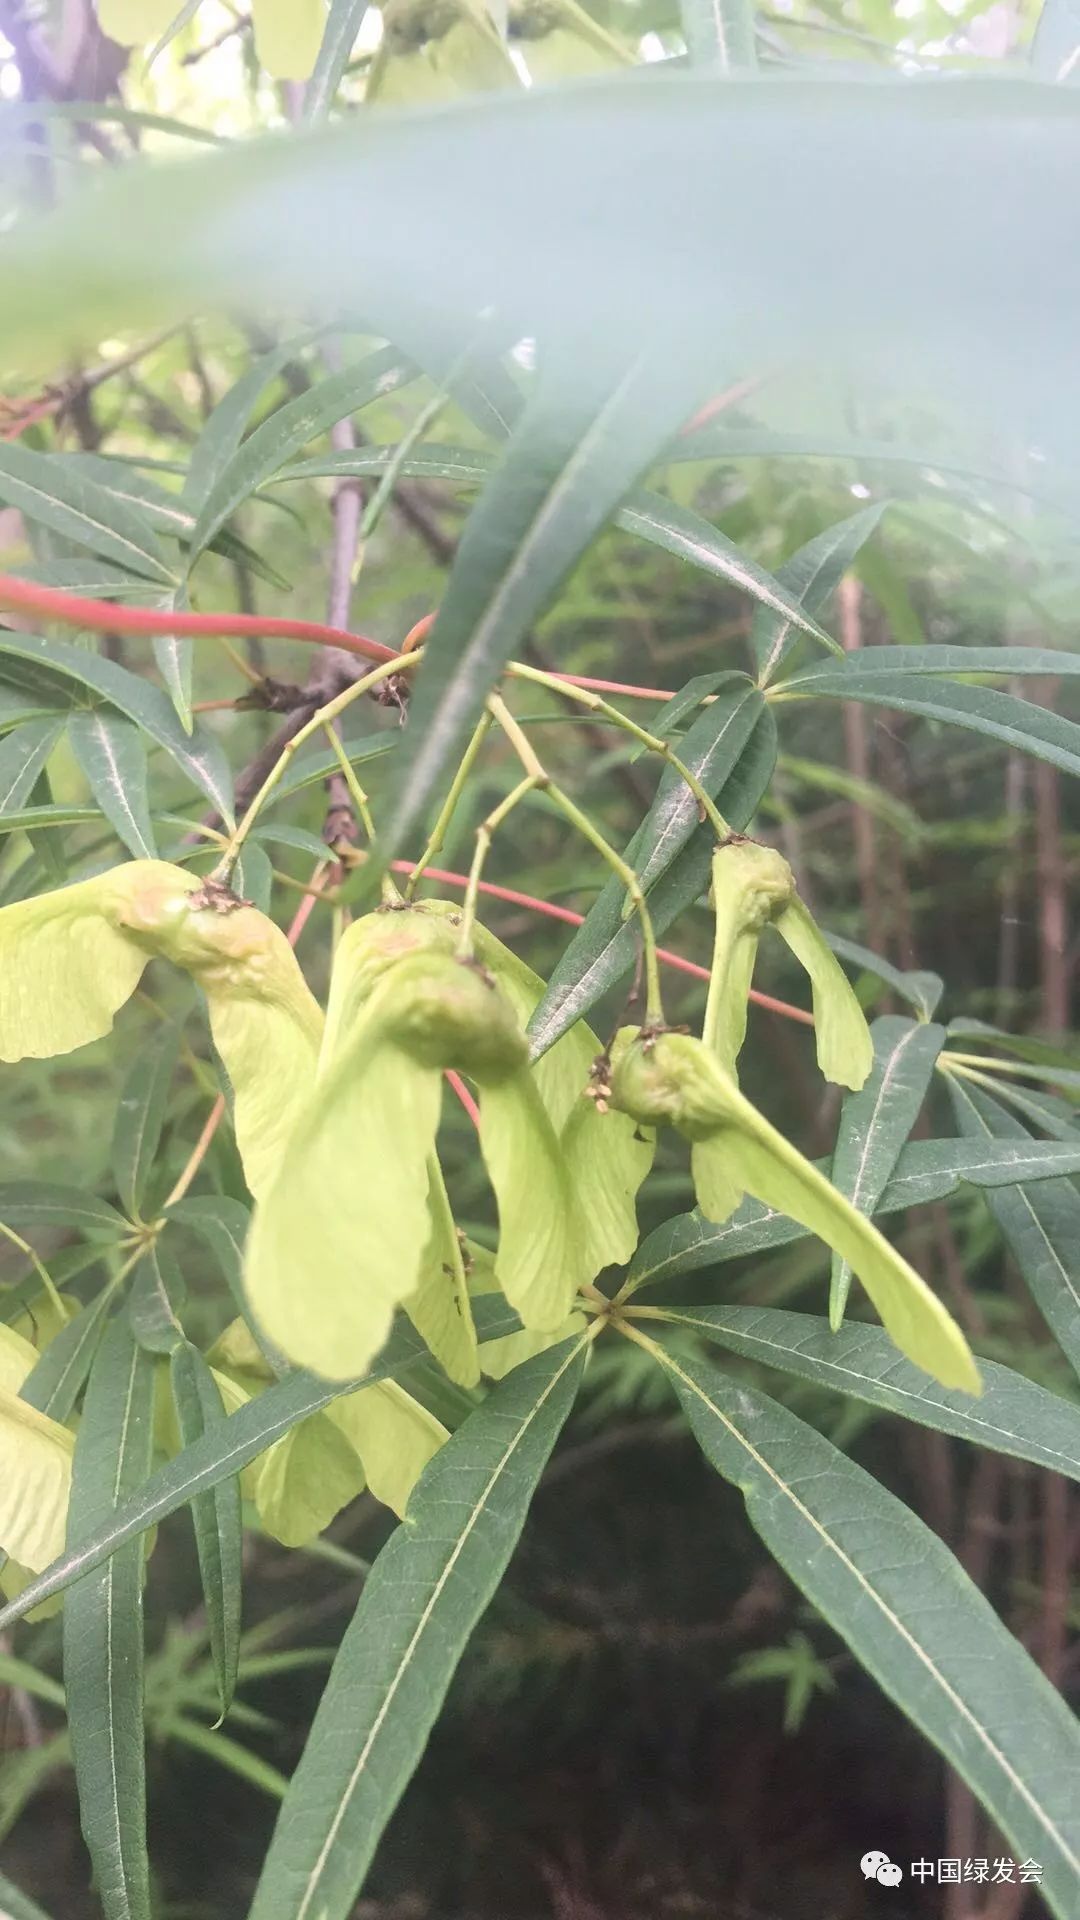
[[244, 1023, 442, 1380], [711, 1078, 979, 1394], [509, 0, 632, 81], [0, 874, 148, 1062], [405, 1155, 480, 1388], [94, 0, 180, 44], [0, 1382, 74, 1572], [560, 1096, 654, 1274], [689, 1135, 744, 1227], [773, 897, 873, 1091], [478, 1071, 583, 1330], [252, 0, 327, 77], [320, 909, 456, 1072], [468, 1242, 587, 1381], [367, 0, 519, 103], [204, 966, 323, 1204], [252, 1413, 367, 1548], [326, 1379, 448, 1517], [0, 1324, 41, 1394]]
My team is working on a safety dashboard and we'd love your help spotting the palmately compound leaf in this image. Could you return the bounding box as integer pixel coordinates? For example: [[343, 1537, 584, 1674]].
[[774, 896, 873, 1091], [612, 1031, 978, 1394], [326, 1380, 448, 1517]]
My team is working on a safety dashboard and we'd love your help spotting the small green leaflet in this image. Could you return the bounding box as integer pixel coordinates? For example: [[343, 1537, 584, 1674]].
[[189, 348, 417, 565], [305, 0, 372, 117], [648, 1304, 1080, 1480], [375, 351, 712, 884], [63, 1318, 156, 1920], [0, 442, 173, 585], [776, 670, 1080, 781], [170, 1343, 243, 1723], [0, 720, 65, 817], [69, 711, 157, 861], [752, 503, 888, 686], [656, 1343, 1080, 1919], [0, 1869, 55, 1920], [829, 1016, 944, 1328], [948, 1077, 1080, 1380], [111, 1023, 182, 1220], [248, 1335, 587, 1920], [0, 631, 234, 823]]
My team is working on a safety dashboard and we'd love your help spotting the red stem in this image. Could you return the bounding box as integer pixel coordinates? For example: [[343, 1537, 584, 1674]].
[[0, 573, 394, 663]]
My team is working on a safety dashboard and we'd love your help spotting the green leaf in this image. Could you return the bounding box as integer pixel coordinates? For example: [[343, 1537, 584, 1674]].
[[63, 1317, 155, 1920], [1031, 0, 1080, 80], [618, 495, 833, 647], [947, 1016, 1080, 1076], [679, 0, 754, 65], [0, 720, 65, 816], [652, 1303, 1080, 1479], [783, 642, 1080, 686], [69, 711, 157, 861], [170, 1343, 243, 1723], [377, 353, 709, 878], [189, 348, 416, 567], [248, 1335, 586, 1920], [0, 1183, 126, 1238], [752, 503, 888, 686], [18, 1285, 116, 1424], [625, 1134, 1080, 1294], [658, 1342, 1080, 1919], [128, 1242, 187, 1357], [0, 1869, 55, 1920], [778, 671, 1080, 780], [828, 1016, 944, 1328], [0, 443, 173, 585], [152, 627, 193, 735], [528, 701, 777, 1057], [164, 1194, 251, 1324], [634, 676, 763, 895], [111, 1023, 182, 1221], [0, 631, 234, 822], [305, 0, 372, 116], [0, 1299, 523, 1631], [948, 1077, 1080, 1378], [183, 329, 323, 511], [271, 733, 397, 802]]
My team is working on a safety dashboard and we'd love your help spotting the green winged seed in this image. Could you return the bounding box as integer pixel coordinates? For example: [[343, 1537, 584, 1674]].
[[611, 1029, 979, 1395], [245, 952, 526, 1380], [774, 895, 873, 1091], [406, 1155, 481, 1388], [700, 841, 872, 1091], [420, 898, 654, 1272], [703, 841, 794, 1079], [0, 860, 324, 1202]]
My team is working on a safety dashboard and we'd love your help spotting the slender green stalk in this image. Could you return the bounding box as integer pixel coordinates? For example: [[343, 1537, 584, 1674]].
[[548, 782, 664, 1024], [457, 775, 544, 957], [507, 659, 731, 838], [0, 1221, 64, 1321], [406, 710, 494, 898], [320, 722, 402, 905], [213, 649, 422, 877]]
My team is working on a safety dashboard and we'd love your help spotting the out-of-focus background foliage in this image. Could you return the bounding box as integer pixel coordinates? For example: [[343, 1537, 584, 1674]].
[[1, 1, 1078, 1916]]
